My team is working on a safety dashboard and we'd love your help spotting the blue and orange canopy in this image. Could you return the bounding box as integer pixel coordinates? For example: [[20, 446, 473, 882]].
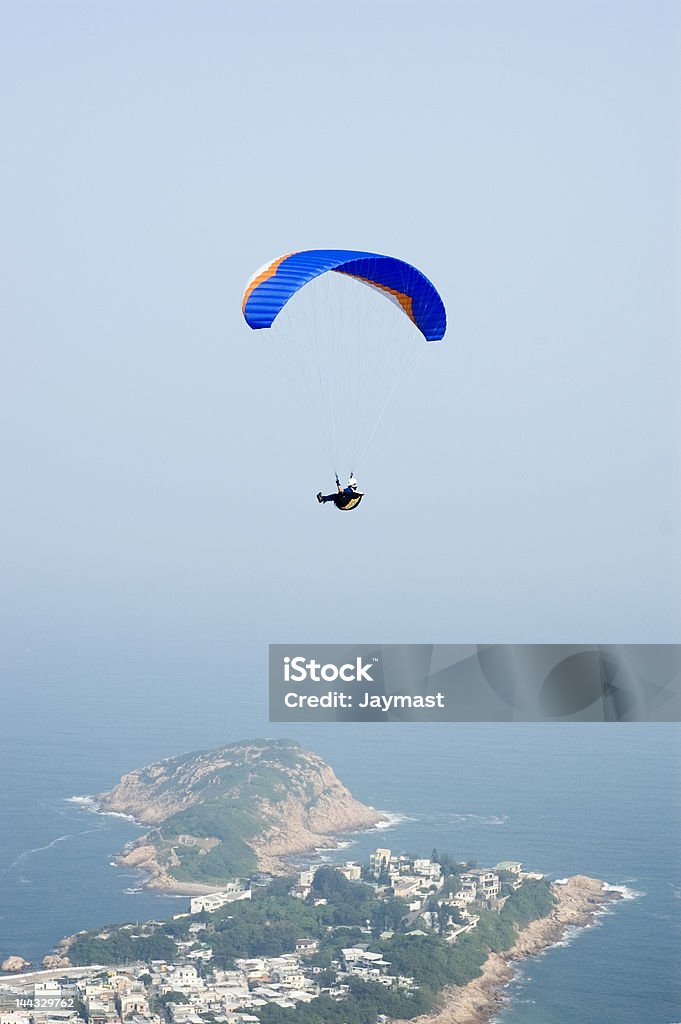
[[242, 249, 446, 342]]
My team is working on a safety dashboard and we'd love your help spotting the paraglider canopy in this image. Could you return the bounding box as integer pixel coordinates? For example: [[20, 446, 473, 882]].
[[242, 249, 446, 342], [242, 248, 447, 481]]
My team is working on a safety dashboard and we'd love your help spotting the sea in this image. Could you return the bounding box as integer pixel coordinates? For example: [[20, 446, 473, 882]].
[[1, 634, 680, 1024]]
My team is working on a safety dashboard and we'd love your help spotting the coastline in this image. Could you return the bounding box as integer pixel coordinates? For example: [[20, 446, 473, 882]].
[[397, 875, 623, 1024], [71, 797, 392, 896], [112, 806, 392, 895]]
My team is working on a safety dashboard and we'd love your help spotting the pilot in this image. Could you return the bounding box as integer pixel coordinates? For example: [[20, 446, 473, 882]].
[[317, 474, 360, 507]]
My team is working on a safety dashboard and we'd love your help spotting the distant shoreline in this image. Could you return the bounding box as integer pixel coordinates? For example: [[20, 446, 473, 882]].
[[400, 876, 624, 1024]]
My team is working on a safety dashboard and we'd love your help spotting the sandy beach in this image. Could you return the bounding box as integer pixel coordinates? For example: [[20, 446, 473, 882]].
[[397, 875, 622, 1024]]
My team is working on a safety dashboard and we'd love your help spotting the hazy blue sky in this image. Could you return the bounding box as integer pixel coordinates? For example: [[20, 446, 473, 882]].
[[1, 0, 680, 670]]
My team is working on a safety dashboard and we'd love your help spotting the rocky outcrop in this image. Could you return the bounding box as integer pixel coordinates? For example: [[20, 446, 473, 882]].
[[1, 956, 31, 972], [42, 954, 71, 969], [508, 875, 615, 956], [99, 739, 385, 890], [248, 760, 384, 871]]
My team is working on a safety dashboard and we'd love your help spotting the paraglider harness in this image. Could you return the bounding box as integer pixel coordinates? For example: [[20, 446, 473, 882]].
[[333, 477, 360, 512], [319, 476, 364, 511]]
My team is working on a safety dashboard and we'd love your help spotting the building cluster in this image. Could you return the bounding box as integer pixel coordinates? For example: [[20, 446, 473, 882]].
[[0, 937, 413, 1024], [290, 852, 531, 935], [0, 854, 535, 1024], [434, 859, 534, 940], [368, 849, 444, 911], [365, 851, 532, 941], [159, 958, 318, 1018], [369, 848, 442, 881], [0, 955, 315, 1024], [340, 947, 415, 991], [450, 869, 500, 906], [0, 973, 163, 1024]]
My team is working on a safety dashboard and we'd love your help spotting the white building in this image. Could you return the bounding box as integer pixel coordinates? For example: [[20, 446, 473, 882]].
[[162, 965, 201, 992], [337, 862, 362, 881], [369, 848, 392, 877], [186, 948, 213, 961], [120, 994, 149, 1020], [190, 886, 251, 914], [413, 859, 442, 880]]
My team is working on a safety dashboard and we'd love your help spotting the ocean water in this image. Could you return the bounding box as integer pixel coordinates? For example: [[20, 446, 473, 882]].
[[1, 635, 680, 1023]]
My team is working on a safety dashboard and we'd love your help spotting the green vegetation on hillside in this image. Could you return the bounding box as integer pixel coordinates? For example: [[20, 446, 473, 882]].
[[103, 739, 379, 886], [160, 802, 261, 882], [68, 858, 556, 1024], [69, 928, 176, 966]]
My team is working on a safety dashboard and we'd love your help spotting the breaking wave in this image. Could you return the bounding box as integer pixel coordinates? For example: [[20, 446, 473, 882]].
[[373, 812, 416, 829], [602, 883, 645, 900], [66, 795, 140, 825], [65, 795, 98, 810]]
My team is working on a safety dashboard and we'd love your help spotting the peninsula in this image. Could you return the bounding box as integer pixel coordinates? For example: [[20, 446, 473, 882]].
[[10, 852, 621, 1024], [0, 744, 625, 1024], [97, 738, 386, 892]]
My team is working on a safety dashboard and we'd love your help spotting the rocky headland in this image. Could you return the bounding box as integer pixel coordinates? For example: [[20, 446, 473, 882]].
[[97, 738, 386, 892]]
